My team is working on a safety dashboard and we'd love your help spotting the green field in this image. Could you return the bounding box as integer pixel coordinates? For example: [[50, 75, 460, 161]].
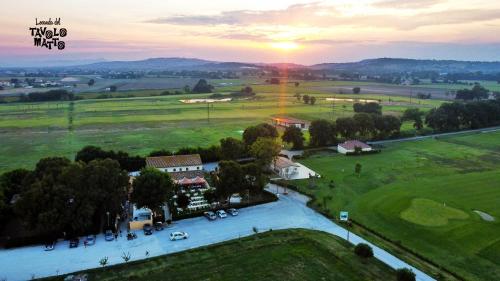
[[293, 131, 500, 281], [0, 81, 441, 173], [43, 229, 396, 281]]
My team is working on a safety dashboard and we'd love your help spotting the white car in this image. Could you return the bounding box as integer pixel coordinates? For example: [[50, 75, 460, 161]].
[[216, 210, 227, 218], [170, 231, 189, 241], [227, 208, 239, 216]]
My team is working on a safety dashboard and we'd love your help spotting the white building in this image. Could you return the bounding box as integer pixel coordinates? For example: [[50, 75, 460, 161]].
[[271, 157, 300, 179], [337, 140, 372, 154], [146, 154, 203, 173]]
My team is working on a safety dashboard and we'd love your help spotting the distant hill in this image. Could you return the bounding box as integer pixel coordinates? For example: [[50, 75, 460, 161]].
[[71, 57, 259, 71], [6, 57, 500, 74], [310, 58, 500, 74]]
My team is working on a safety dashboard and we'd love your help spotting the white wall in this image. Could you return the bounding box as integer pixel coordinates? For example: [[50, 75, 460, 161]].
[[159, 165, 203, 173]]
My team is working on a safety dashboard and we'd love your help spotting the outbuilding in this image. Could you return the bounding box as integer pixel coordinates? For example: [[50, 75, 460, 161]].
[[337, 140, 372, 154]]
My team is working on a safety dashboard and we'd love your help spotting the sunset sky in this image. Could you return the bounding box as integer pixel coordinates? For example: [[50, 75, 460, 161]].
[[1, 0, 500, 66]]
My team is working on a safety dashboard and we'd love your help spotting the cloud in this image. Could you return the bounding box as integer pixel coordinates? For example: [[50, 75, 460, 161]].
[[146, 3, 338, 26], [146, 2, 500, 31], [373, 0, 445, 9]]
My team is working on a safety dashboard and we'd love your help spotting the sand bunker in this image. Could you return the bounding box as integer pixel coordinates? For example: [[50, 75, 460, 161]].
[[474, 210, 496, 222], [180, 98, 231, 104], [326, 98, 379, 103]]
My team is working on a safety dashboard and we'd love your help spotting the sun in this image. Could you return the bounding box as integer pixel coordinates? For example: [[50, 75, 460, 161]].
[[270, 41, 300, 51]]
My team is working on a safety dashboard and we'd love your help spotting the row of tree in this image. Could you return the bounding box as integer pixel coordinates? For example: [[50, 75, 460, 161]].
[[1, 158, 128, 239], [425, 99, 500, 131]]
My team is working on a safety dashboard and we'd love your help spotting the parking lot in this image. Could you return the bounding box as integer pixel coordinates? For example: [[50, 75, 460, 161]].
[[0, 185, 434, 281]]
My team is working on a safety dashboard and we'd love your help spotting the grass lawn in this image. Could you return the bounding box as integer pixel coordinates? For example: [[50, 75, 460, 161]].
[[0, 84, 441, 173], [293, 131, 500, 281], [42, 229, 396, 281]]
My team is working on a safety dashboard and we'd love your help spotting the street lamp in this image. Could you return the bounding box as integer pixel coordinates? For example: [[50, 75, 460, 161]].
[[106, 211, 110, 229]]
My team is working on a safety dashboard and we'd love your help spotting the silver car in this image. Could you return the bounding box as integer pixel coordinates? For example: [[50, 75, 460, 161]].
[[170, 231, 189, 241]]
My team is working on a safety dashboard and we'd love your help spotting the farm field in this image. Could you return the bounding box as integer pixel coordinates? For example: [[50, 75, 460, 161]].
[[42, 229, 397, 281], [0, 83, 441, 173], [294, 131, 500, 281]]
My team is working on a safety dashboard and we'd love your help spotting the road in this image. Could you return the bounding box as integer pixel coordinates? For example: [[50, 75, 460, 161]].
[[0, 186, 435, 281], [367, 126, 500, 145]]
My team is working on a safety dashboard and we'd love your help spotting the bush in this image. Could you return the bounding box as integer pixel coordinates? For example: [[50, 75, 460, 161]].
[[354, 243, 374, 258], [396, 268, 416, 281]]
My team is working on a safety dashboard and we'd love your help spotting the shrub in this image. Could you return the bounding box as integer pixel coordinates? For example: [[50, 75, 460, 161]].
[[396, 268, 416, 281], [354, 243, 374, 258]]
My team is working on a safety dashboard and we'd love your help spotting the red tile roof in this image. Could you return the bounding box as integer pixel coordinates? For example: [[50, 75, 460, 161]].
[[272, 116, 307, 124], [338, 140, 371, 150], [146, 154, 202, 168]]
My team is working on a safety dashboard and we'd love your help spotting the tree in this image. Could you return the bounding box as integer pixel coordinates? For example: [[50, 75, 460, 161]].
[[396, 268, 416, 281], [402, 108, 424, 130], [373, 115, 402, 139], [455, 84, 489, 101], [353, 113, 375, 139], [219, 137, 246, 160], [87, 79, 95, 87], [0, 168, 31, 203], [355, 163, 362, 177], [352, 87, 361, 94], [309, 119, 336, 147], [203, 189, 217, 204], [242, 162, 266, 194], [336, 117, 357, 139], [215, 161, 245, 201], [242, 123, 278, 146], [109, 85, 117, 92], [302, 94, 310, 104], [192, 79, 214, 93], [309, 96, 316, 105], [353, 102, 382, 115], [294, 82, 300, 87], [282, 126, 305, 150], [294, 93, 301, 101], [83, 159, 129, 227], [241, 86, 253, 95], [176, 193, 190, 209], [354, 243, 373, 258], [183, 85, 191, 93], [148, 149, 173, 157], [250, 137, 281, 168], [131, 168, 174, 212]]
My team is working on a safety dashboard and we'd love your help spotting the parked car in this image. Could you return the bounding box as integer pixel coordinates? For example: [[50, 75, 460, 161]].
[[204, 211, 217, 220], [154, 222, 164, 231], [216, 209, 228, 218], [227, 208, 239, 216], [84, 235, 96, 246], [170, 231, 189, 241], [104, 230, 114, 241], [44, 241, 56, 251], [143, 224, 153, 235], [69, 238, 79, 248]]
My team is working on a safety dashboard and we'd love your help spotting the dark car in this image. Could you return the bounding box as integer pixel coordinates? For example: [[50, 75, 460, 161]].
[[69, 238, 79, 248], [154, 222, 164, 231], [143, 224, 153, 235], [204, 211, 217, 220], [44, 241, 56, 251], [104, 230, 114, 241]]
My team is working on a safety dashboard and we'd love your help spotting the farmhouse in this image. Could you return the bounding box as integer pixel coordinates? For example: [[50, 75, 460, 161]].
[[337, 140, 372, 154], [146, 154, 208, 187], [146, 154, 211, 211], [271, 116, 308, 129], [272, 156, 300, 179]]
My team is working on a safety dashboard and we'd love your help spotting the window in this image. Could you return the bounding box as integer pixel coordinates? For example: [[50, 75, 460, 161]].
[[186, 168, 188, 171], [197, 166, 200, 170], [173, 168, 176, 172]]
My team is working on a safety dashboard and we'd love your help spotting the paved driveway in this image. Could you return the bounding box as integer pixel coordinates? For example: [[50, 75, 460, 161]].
[[0, 185, 434, 281]]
